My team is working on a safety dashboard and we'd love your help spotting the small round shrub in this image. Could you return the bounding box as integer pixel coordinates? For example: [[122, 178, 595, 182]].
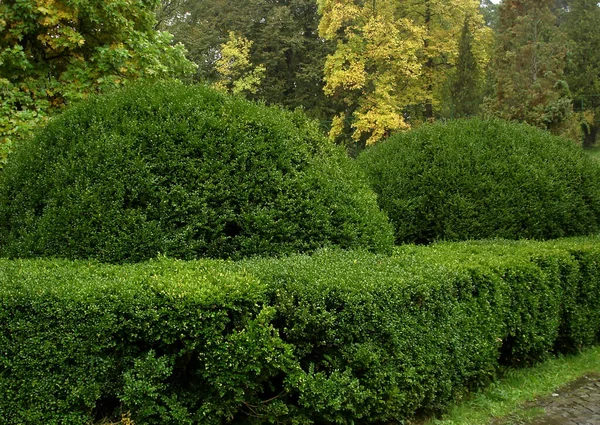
[[0, 82, 394, 262], [357, 118, 600, 244]]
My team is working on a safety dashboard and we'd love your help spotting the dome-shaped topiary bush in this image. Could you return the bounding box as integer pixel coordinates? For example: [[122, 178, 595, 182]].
[[357, 118, 600, 244], [0, 82, 394, 262]]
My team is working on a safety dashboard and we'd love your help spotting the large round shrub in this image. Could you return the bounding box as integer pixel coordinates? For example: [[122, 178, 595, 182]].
[[0, 82, 393, 262], [357, 118, 600, 244]]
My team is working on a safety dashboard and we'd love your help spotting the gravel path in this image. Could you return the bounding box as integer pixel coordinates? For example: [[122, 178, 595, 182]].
[[513, 374, 600, 425]]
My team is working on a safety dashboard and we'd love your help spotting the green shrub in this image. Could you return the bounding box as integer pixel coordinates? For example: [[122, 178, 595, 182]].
[[357, 119, 600, 244], [238, 239, 600, 422], [0, 259, 299, 425], [240, 251, 504, 422], [2, 238, 599, 424], [0, 81, 393, 262]]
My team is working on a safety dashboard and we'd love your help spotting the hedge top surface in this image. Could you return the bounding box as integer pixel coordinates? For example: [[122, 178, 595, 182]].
[[357, 118, 600, 244], [0, 81, 394, 262], [0, 257, 261, 304]]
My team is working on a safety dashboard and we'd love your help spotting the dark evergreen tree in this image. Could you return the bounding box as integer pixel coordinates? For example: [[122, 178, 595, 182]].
[[564, 0, 600, 147], [449, 18, 482, 118], [483, 0, 573, 136], [156, 0, 334, 120]]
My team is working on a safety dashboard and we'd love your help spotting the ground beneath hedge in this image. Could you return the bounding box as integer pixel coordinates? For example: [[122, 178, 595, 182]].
[[498, 374, 600, 425]]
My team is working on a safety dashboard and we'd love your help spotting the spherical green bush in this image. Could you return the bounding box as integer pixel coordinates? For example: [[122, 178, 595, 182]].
[[357, 118, 600, 244], [0, 82, 394, 262]]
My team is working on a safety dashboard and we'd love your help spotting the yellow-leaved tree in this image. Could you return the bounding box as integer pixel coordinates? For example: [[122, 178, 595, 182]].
[[214, 31, 266, 96], [318, 0, 423, 146], [401, 0, 492, 121], [318, 0, 491, 146]]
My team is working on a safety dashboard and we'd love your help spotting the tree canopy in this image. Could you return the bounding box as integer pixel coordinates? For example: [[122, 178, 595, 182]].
[[448, 17, 482, 118], [318, 0, 423, 146], [0, 0, 196, 154], [483, 0, 573, 136], [152, 0, 600, 147], [156, 0, 334, 119], [564, 0, 600, 146], [3, 0, 600, 150], [317, 0, 491, 146]]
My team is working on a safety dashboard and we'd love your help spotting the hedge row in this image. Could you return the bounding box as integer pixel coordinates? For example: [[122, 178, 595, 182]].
[[357, 119, 600, 244], [0, 82, 393, 262], [1, 237, 600, 424]]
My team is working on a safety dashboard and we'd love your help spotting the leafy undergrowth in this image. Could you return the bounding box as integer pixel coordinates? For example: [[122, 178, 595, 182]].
[[97, 346, 600, 425]]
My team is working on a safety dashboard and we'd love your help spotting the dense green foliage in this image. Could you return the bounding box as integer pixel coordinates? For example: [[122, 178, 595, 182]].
[[357, 119, 600, 244], [448, 18, 483, 118], [0, 259, 298, 424], [482, 0, 577, 138], [156, 0, 334, 120], [0, 82, 394, 262], [2, 237, 600, 424], [0, 0, 196, 154]]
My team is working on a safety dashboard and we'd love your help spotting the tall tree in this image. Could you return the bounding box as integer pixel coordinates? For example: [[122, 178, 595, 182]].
[[318, 0, 490, 145], [483, 0, 573, 134], [0, 0, 196, 153], [156, 0, 333, 119], [400, 0, 489, 121], [564, 0, 600, 147], [449, 17, 483, 118], [317, 0, 423, 146]]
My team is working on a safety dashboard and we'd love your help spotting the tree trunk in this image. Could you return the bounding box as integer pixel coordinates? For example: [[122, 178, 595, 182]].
[[423, 0, 434, 121], [583, 124, 598, 148], [424, 99, 434, 120]]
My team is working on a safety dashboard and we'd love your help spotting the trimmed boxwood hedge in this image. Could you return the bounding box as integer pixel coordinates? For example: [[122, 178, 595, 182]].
[[357, 119, 600, 244], [0, 259, 299, 424], [0, 81, 393, 262], [2, 237, 600, 424]]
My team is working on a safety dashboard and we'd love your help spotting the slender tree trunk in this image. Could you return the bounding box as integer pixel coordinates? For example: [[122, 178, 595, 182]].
[[583, 124, 598, 148], [424, 89, 434, 120], [423, 0, 434, 120]]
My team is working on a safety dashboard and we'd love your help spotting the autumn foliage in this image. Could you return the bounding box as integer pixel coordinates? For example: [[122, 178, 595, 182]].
[[318, 0, 491, 145]]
